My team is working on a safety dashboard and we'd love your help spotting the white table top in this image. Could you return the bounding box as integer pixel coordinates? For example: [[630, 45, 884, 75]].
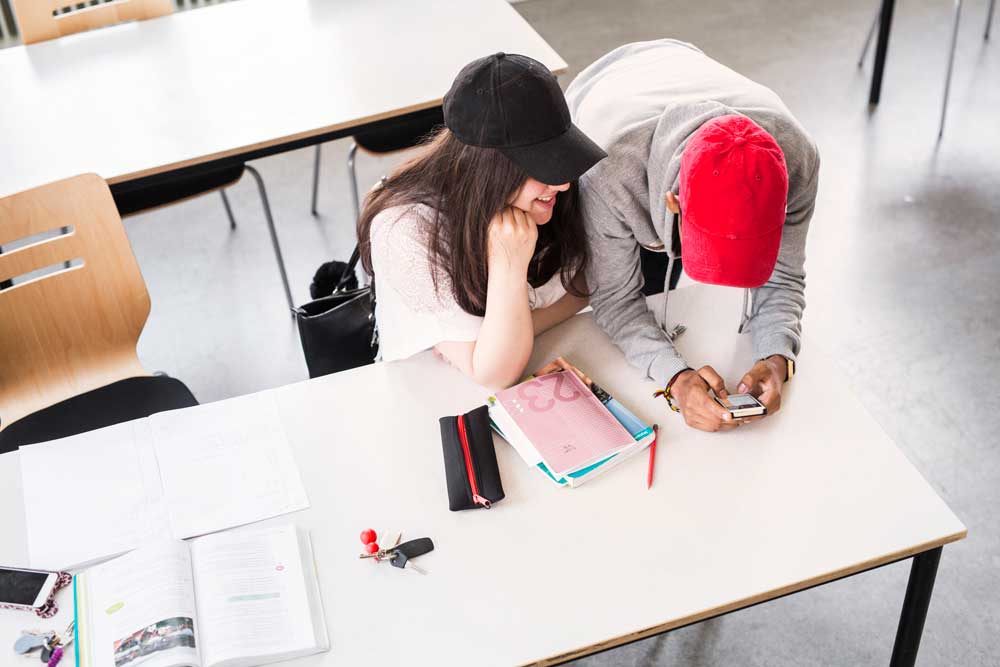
[[0, 0, 567, 198], [0, 285, 966, 666]]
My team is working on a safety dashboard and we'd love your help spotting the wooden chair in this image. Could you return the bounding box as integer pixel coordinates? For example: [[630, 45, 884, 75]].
[[11, 0, 173, 45], [0, 174, 197, 453], [9, 0, 295, 312]]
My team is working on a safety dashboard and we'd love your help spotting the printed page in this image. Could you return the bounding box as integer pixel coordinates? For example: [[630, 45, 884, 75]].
[[148, 392, 309, 540], [20, 419, 169, 570], [190, 524, 317, 667], [81, 541, 200, 667]]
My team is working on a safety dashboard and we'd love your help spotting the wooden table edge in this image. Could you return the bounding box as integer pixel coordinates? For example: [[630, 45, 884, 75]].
[[101, 99, 446, 186], [100, 64, 569, 187], [524, 529, 968, 666]]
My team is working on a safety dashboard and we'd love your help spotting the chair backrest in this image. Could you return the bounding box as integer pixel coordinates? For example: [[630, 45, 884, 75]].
[[355, 108, 446, 154], [12, 0, 173, 45], [0, 174, 151, 430]]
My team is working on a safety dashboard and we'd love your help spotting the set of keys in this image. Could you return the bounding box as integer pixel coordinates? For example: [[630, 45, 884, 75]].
[[13, 621, 73, 665], [358, 529, 434, 575]]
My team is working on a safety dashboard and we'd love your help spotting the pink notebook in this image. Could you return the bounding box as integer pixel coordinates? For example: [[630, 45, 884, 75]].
[[493, 371, 635, 476]]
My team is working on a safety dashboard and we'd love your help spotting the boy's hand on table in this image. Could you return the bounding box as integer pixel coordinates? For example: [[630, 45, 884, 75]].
[[734, 355, 786, 422], [671, 366, 740, 432]]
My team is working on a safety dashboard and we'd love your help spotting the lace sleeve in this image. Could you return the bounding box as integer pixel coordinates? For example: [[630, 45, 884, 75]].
[[370, 205, 481, 332]]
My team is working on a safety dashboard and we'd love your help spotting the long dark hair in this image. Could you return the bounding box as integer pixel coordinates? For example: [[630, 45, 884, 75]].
[[357, 128, 588, 317]]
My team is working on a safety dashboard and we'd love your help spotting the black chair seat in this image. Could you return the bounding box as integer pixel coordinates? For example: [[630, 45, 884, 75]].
[[112, 164, 246, 216], [0, 376, 198, 453], [355, 108, 445, 154]]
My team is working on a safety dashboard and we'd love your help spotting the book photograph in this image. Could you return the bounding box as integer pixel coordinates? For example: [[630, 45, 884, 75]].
[[114, 617, 196, 667]]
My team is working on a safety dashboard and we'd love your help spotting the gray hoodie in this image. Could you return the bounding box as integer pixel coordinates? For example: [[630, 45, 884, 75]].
[[565, 39, 821, 386]]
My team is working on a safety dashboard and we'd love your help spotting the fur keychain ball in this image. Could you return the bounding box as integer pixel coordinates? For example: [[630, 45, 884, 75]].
[[310, 260, 359, 299]]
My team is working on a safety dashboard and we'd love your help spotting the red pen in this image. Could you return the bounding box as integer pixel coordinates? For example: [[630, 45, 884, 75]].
[[646, 423, 659, 490]]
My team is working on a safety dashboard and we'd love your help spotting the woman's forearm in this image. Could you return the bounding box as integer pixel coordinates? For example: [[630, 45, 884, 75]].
[[471, 265, 534, 389], [434, 207, 537, 390]]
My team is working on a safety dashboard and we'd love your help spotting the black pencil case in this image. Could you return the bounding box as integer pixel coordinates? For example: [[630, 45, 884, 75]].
[[439, 405, 505, 511]]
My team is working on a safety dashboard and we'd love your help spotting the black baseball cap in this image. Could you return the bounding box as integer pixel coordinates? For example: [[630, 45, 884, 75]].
[[443, 52, 607, 185]]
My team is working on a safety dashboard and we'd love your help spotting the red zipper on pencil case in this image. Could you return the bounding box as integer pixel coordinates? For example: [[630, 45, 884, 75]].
[[457, 414, 491, 509]]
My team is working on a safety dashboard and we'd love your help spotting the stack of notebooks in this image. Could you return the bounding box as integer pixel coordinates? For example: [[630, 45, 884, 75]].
[[488, 367, 654, 487]]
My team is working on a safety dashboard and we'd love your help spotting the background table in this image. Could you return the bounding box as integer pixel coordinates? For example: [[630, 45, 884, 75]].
[[0, 0, 566, 199], [0, 285, 966, 666]]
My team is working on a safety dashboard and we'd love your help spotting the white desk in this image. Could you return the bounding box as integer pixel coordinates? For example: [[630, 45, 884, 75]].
[[0, 0, 566, 198], [0, 285, 966, 666]]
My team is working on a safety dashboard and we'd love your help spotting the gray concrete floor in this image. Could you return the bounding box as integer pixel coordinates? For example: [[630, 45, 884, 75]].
[[120, 0, 999, 664]]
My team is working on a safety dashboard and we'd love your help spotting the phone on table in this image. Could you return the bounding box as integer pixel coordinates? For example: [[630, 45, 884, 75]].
[[0, 566, 60, 610], [714, 393, 767, 418]]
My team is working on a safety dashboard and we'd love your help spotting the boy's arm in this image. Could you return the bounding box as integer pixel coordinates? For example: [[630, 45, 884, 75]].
[[581, 184, 689, 386]]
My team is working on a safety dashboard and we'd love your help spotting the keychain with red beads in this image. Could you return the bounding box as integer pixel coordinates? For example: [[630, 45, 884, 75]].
[[359, 529, 399, 561], [359, 528, 434, 574]]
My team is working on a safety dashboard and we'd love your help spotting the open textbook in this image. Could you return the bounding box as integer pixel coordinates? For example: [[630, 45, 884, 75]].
[[19, 391, 309, 570], [75, 524, 329, 667]]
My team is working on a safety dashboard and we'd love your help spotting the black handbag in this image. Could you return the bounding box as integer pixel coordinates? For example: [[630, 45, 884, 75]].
[[294, 247, 378, 379]]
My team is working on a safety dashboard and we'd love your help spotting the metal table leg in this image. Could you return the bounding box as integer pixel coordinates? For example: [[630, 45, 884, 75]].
[[220, 189, 237, 230], [245, 164, 294, 314], [310, 144, 322, 217], [870, 0, 898, 105], [939, 0, 964, 138], [889, 547, 943, 667]]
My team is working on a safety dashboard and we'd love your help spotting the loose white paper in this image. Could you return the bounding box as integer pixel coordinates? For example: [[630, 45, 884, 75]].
[[19, 392, 308, 570], [20, 419, 167, 570], [149, 392, 309, 540]]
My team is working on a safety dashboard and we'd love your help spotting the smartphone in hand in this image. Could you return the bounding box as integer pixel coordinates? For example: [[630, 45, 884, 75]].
[[714, 393, 767, 418]]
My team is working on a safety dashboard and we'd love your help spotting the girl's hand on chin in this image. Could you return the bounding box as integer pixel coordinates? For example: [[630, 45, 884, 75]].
[[488, 207, 538, 274]]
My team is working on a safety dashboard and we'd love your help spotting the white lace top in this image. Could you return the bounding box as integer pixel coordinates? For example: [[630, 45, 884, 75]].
[[370, 203, 568, 362]]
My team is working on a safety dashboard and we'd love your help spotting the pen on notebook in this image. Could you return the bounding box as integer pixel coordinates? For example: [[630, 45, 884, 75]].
[[646, 424, 659, 490]]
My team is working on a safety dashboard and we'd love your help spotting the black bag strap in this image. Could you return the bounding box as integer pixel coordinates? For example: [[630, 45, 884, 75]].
[[335, 245, 362, 292], [335, 175, 389, 293]]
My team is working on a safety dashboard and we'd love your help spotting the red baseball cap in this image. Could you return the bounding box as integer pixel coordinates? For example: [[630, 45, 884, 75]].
[[678, 115, 789, 288]]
